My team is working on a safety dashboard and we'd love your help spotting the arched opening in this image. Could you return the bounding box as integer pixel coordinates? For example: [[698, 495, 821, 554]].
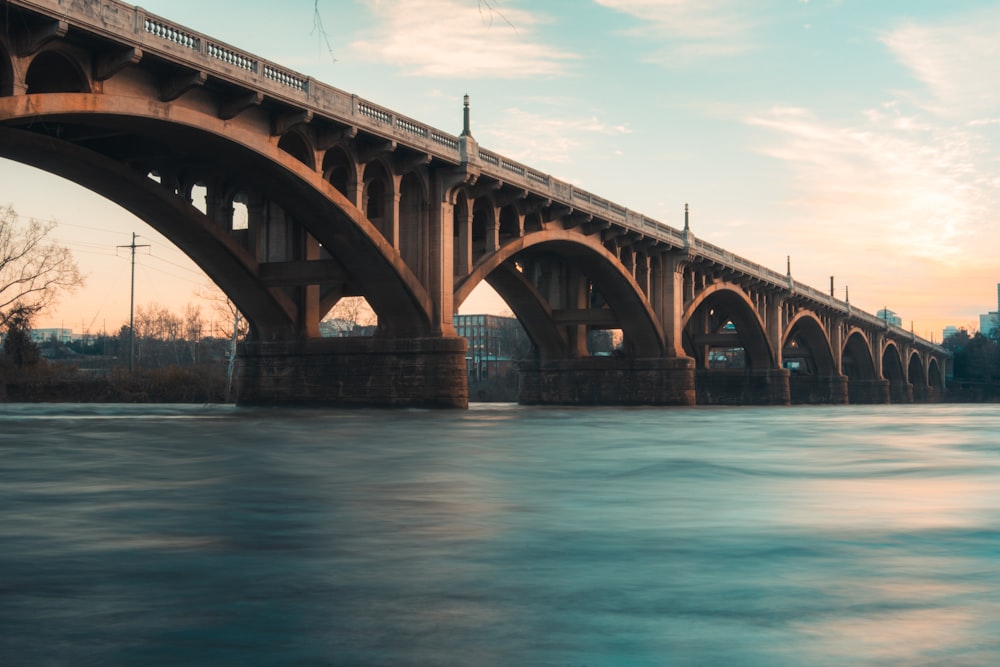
[[361, 162, 392, 241], [471, 199, 493, 262], [928, 358, 943, 391], [25, 50, 89, 93], [277, 131, 314, 169], [842, 330, 881, 403], [882, 343, 910, 403], [683, 286, 783, 405], [322, 146, 353, 199], [683, 289, 770, 370], [524, 211, 543, 234], [499, 205, 520, 244], [782, 314, 842, 404], [908, 352, 927, 402]]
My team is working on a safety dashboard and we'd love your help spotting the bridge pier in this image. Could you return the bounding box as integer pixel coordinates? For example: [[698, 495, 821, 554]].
[[235, 337, 469, 408], [789, 374, 849, 405], [889, 382, 914, 404], [696, 369, 791, 405], [517, 357, 696, 405], [846, 379, 891, 404]]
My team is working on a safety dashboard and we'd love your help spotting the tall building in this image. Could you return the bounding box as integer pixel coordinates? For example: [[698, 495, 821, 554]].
[[876, 309, 902, 327], [453, 314, 530, 380], [978, 282, 1000, 337]]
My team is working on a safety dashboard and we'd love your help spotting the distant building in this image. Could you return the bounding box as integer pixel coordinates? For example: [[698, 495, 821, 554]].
[[30, 328, 75, 344], [978, 283, 1000, 337], [454, 314, 530, 380], [876, 309, 902, 327], [942, 325, 959, 341]]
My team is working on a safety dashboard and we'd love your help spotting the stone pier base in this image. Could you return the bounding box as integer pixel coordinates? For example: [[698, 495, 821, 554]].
[[518, 357, 696, 405], [236, 336, 468, 408], [889, 381, 914, 404], [847, 379, 891, 404], [789, 374, 849, 405], [696, 368, 791, 405]]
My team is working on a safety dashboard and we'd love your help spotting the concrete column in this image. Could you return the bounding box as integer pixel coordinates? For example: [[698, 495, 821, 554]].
[[456, 194, 473, 277], [660, 253, 688, 357]]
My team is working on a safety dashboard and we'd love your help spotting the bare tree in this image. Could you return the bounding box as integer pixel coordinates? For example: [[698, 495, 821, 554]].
[[322, 296, 377, 336], [0, 205, 83, 324], [197, 284, 248, 400]]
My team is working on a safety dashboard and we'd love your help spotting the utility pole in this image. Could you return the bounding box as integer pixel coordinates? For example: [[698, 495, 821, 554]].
[[117, 232, 150, 371]]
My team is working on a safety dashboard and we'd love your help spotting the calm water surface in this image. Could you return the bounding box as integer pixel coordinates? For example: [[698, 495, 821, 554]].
[[2, 403, 1000, 666]]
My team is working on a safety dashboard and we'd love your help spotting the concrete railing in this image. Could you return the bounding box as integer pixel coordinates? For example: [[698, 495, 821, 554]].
[[11, 0, 946, 354]]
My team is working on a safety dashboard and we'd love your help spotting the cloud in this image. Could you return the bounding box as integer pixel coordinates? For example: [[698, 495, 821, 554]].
[[593, 0, 759, 62], [745, 104, 997, 268], [479, 107, 631, 167], [881, 7, 1000, 118], [351, 0, 576, 78]]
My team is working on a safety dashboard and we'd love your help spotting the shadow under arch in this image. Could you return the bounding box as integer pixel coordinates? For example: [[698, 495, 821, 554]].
[[0, 40, 13, 97], [908, 351, 927, 401], [454, 231, 665, 359], [25, 48, 90, 94], [0, 93, 435, 339], [842, 328, 884, 403], [882, 341, 911, 403]]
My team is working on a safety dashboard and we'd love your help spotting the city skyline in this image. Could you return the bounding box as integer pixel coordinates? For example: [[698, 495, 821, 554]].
[[3, 0, 999, 339]]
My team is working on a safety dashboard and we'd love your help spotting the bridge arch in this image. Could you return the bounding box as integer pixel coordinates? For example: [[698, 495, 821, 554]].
[[454, 230, 665, 359], [682, 284, 773, 370], [0, 93, 435, 339], [782, 311, 836, 376], [322, 145, 356, 200], [928, 357, 944, 391], [881, 341, 911, 403], [25, 47, 90, 94], [277, 130, 315, 170]]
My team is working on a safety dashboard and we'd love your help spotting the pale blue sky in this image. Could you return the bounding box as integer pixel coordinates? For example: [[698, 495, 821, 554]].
[[5, 0, 999, 338]]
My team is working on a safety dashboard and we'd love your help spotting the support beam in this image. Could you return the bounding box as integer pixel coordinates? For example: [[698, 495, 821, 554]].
[[551, 308, 619, 327], [17, 19, 67, 56], [272, 109, 313, 136], [219, 91, 263, 120], [159, 70, 207, 102], [259, 259, 348, 287], [94, 47, 142, 81]]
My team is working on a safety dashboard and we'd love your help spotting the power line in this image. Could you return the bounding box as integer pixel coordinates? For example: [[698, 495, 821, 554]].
[[117, 232, 150, 372]]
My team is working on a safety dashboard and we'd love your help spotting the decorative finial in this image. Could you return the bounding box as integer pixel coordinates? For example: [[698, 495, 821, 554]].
[[684, 203, 689, 232], [845, 285, 849, 303], [461, 94, 471, 137], [786, 255, 791, 276], [830, 275, 834, 297]]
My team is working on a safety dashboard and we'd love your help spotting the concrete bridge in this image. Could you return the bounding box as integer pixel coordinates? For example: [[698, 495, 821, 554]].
[[0, 0, 948, 407]]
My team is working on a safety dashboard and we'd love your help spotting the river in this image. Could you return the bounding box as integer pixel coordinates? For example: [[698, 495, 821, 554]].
[[2, 403, 999, 666]]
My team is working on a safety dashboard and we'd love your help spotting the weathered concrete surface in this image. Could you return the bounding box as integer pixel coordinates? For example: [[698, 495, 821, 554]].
[[789, 374, 849, 405], [847, 379, 891, 405], [518, 357, 696, 406], [236, 337, 468, 408], [695, 369, 791, 406]]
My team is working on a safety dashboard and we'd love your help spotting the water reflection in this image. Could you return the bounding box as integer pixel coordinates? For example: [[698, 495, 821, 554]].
[[2, 403, 1000, 665]]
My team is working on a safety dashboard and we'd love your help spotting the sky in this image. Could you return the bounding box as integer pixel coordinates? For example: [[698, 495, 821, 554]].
[[4, 0, 1000, 341]]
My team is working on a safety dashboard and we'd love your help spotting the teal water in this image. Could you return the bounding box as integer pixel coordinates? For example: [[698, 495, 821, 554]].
[[2, 403, 999, 666]]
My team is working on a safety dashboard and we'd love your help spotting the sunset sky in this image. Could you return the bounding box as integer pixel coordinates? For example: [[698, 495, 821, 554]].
[[4, 0, 999, 340]]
